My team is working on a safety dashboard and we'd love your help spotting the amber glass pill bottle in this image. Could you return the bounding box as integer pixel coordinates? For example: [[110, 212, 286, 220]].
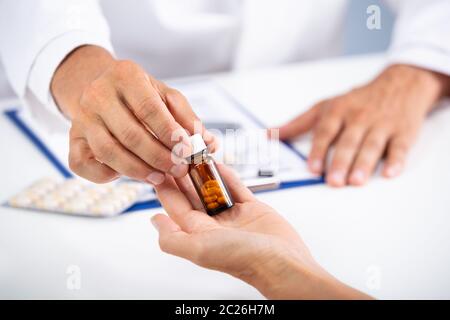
[[187, 134, 234, 216]]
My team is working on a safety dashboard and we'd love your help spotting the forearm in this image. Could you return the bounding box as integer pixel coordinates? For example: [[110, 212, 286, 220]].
[[242, 250, 371, 300], [51, 45, 116, 119]]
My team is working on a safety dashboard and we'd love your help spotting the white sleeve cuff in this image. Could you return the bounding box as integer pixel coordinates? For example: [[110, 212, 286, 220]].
[[387, 44, 450, 77], [25, 31, 114, 132], [385, 0, 450, 77]]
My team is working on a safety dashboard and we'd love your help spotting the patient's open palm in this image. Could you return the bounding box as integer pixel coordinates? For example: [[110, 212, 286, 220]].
[[152, 165, 315, 279]]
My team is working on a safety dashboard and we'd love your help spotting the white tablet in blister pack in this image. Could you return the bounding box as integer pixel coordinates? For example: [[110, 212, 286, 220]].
[[7, 178, 152, 217]]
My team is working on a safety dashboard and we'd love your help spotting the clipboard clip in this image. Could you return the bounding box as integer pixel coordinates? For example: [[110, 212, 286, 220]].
[[244, 177, 281, 192]]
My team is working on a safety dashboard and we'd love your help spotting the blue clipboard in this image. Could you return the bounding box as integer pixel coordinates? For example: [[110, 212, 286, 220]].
[[3, 84, 324, 213]]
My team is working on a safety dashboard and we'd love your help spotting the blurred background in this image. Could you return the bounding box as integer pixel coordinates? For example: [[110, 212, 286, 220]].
[[0, 0, 394, 99], [344, 0, 394, 55]]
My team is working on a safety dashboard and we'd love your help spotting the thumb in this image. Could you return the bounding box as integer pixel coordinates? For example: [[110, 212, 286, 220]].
[[274, 103, 321, 140], [151, 213, 182, 233], [151, 214, 198, 260]]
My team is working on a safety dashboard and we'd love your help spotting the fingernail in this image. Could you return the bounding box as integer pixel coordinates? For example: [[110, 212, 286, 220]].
[[328, 170, 345, 186], [173, 142, 192, 159], [170, 164, 187, 178], [350, 169, 365, 185], [150, 217, 159, 231], [309, 159, 322, 173], [146, 172, 165, 185], [385, 163, 402, 178]]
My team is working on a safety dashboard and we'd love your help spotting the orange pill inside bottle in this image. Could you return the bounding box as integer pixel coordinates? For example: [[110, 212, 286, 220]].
[[186, 134, 234, 216]]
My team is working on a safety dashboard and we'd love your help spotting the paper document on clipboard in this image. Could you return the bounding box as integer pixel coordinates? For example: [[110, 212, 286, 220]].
[[169, 79, 318, 183]]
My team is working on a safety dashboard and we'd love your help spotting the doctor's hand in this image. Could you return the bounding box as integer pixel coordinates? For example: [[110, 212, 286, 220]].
[[151, 164, 369, 299], [51, 45, 214, 184], [275, 64, 449, 187]]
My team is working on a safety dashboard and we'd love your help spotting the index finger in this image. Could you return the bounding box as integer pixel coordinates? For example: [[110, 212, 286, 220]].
[[156, 83, 217, 150], [116, 71, 191, 150], [277, 102, 322, 140]]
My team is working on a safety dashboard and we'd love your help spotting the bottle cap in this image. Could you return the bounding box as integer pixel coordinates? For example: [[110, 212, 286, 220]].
[[188, 133, 207, 156]]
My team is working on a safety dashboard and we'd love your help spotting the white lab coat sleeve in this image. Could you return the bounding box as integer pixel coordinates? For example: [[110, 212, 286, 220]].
[[0, 0, 114, 131], [385, 0, 450, 76]]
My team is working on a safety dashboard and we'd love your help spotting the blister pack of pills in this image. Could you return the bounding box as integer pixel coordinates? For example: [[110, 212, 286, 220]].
[[7, 177, 153, 217]]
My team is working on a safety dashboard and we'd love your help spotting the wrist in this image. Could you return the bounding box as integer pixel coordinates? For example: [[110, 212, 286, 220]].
[[241, 246, 370, 299], [50, 45, 116, 119], [382, 64, 449, 113]]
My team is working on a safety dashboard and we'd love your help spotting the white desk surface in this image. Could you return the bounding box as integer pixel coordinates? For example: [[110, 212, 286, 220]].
[[1, 54, 450, 299]]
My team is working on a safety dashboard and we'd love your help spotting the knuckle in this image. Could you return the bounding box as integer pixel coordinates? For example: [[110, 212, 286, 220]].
[[150, 150, 171, 171], [113, 59, 141, 79], [314, 124, 335, 139], [80, 80, 108, 110], [68, 152, 84, 173], [121, 126, 142, 149], [165, 88, 182, 101], [365, 137, 384, 152], [339, 133, 358, 148], [77, 101, 93, 120], [392, 140, 409, 153], [134, 96, 160, 122], [356, 150, 376, 166], [350, 111, 368, 126], [69, 124, 80, 138], [333, 146, 353, 163], [329, 99, 347, 114], [374, 121, 393, 133], [311, 141, 329, 156], [94, 140, 117, 163], [154, 120, 177, 141], [165, 87, 189, 107], [314, 100, 328, 111]]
